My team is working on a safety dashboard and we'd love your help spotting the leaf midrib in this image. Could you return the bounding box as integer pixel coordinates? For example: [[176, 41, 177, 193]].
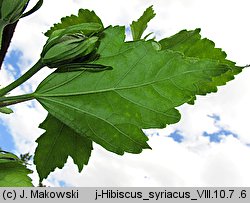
[[35, 68, 224, 98], [39, 120, 65, 177]]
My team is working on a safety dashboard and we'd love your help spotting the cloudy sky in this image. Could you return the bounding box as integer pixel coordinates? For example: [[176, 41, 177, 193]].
[[1, 0, 250, 187]]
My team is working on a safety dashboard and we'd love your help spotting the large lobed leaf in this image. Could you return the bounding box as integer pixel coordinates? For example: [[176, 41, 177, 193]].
[[34, 26, 234, 156], [0, 151, 33, 187], [33, 7, 242, 180], [34, 114, 93, 180]]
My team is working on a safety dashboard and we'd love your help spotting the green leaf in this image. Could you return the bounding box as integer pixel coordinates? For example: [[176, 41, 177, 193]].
[[45, 9, 104, 37], [0, 151, 33, 187], [0, 21, 6, 49], [0, 107, 13, 114], [34, 26, 235, 155], [0, 150, 19, 160], [0, 0, 29, 45], [21, 0, 43, 18], [159, 29, 242, 101], [130, 6, 156, 40], [0, 0, 29, 23], [159, 29, 229, 61], [34, 114, 92, 180]]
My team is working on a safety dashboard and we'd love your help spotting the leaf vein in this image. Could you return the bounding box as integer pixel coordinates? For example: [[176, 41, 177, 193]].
[[40, 97, 145, 149]]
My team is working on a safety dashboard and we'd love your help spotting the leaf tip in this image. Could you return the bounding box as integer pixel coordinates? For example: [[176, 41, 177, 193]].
[[0, 107, 14, 114], [130, 5, 156, 41], [146, 143, 152, 150], [195, 28, 201, 33]]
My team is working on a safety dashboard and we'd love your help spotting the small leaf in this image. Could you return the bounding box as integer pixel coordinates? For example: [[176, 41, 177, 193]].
[[0, 151, 33, 187], [45, 9, 103, 37], [0, 0, 30, 45], [0, 150, 19, 160], [21, 0, 43, 18], [0, 0, 29, 24], [0, 107, 13, 114], [130, 6, 156, 40], [34, 114, 92, 181]]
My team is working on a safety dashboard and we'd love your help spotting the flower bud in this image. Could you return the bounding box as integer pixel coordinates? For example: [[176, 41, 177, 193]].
[[0, 0, 29, 24], [41, 23, 102, 68], [0, 0, 29, 46], [41, 34, 99, 68]]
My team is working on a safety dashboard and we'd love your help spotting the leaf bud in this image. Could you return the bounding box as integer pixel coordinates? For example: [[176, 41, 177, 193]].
[[0, 0, 29, 24], [0, 0, 30, 45]]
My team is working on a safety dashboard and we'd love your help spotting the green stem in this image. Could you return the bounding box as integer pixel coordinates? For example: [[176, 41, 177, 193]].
[[0, 21, 19, 69], [0, 20, 7, 48], [0, 93, 34, 107], [0, 59, 44, 97], [0, 27, 4, 50]]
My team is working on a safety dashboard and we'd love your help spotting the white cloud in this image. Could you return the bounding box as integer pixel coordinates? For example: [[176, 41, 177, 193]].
[[0, 64, 16, 88], [1, 0, 250, 186], [46, 135, 250, 187]]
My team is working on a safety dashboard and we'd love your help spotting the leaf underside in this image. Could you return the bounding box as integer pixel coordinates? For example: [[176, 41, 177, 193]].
[[34, 114, 92, 180], [159, 29, 242, 103], [33, 7, 242, 180], [34, 25, 238, 156], [130, 5, 156, 40], [0, 151, 33, 187]]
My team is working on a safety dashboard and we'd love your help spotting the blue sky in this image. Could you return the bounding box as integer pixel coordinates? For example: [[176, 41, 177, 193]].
[[0, 123, 15, 152], [0, 51, 23, 152], [203, 114, 238, 143], [1, 0, 250, 187], [153, 114, 240, 144]]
